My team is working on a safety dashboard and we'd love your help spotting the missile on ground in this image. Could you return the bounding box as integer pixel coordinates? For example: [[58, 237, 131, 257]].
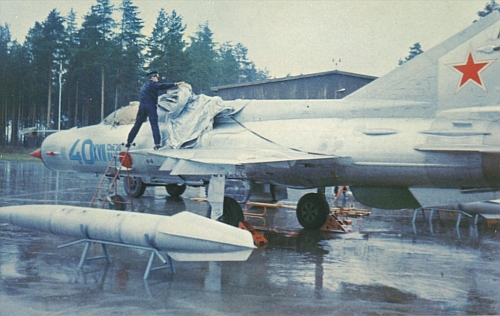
[[0, 205, 256, 261]]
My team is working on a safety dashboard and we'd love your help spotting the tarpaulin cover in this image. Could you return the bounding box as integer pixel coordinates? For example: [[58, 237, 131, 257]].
[[157, 83, 242, 149], [105, 83, 246, 149]]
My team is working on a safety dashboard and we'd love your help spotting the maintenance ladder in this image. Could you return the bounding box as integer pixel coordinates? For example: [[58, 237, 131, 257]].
[[90, 146, 134, 211]]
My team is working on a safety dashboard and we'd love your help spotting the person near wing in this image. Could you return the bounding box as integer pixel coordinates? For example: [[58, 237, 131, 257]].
[[126, 71, 184, 150]]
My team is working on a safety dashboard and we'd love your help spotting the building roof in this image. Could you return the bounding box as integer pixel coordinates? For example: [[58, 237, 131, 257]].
[[211, 69, 378, 92]]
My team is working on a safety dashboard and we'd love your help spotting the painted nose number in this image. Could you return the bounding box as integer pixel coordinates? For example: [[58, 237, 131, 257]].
[[69, 139, 119, 164]]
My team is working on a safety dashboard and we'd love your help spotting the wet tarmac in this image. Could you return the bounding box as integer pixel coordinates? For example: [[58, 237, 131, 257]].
[[1, 160, 499, 315]]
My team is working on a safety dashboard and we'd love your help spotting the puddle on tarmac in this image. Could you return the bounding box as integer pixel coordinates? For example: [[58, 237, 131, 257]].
[[1, 161, 499, 315]]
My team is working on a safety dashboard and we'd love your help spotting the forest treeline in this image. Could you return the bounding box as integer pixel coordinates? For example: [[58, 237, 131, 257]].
[[0, 0, 268, 146]]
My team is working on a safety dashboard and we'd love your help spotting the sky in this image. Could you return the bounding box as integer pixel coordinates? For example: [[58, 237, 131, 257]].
[[0, 0, 492, 78]]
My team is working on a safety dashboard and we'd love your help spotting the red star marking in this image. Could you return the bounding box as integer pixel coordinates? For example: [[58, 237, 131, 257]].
[[450, 49, 494, 92]]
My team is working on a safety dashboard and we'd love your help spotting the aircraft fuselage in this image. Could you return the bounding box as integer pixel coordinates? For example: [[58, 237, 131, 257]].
[[40, 99, 500, 194]]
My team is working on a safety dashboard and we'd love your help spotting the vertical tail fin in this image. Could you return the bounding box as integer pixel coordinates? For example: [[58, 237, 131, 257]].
[[347, 11, 500, 111]]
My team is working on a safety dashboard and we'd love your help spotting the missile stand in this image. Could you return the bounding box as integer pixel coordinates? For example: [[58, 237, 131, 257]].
[[58, 237, 175, 280]]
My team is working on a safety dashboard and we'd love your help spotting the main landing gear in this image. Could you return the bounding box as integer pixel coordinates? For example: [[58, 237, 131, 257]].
[[214, 196, 245, 227], [214, 191, 331, 230], [296, 193, 330, 229]]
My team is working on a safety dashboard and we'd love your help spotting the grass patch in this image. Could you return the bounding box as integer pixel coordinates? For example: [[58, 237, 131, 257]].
[[0, 146, 42, 162]]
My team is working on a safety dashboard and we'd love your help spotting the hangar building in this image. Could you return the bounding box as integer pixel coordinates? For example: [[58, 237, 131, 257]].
[[211, 70, 377, 100]]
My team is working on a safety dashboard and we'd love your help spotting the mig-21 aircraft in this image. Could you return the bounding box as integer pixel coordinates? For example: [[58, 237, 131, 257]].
[[32, 12, 500, 229]]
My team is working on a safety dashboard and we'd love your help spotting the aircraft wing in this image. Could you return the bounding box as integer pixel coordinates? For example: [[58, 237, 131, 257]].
[[145, 148, 336, 175]]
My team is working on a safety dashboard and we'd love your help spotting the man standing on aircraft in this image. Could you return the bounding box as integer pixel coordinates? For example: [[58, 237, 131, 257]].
[[126, 71, 184, 150]]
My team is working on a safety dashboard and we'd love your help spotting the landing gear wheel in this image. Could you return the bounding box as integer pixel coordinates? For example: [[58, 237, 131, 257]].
[[109, 194, 126, 211], [165, 184, 186, 197], [218, 196, 244, 227], [124, 176, 146, 198], [296, 192, 329, 229]]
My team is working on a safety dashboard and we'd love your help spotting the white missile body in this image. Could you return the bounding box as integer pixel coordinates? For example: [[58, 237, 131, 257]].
[[0, 205, 255, 261]]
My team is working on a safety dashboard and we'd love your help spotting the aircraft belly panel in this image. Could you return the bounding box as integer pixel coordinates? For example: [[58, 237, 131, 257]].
[[244, 158, 340, 188], [424, 152, 487, 187]]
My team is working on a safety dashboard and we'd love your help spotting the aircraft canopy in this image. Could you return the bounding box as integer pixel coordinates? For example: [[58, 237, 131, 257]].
[[103, 101, 139, 126]]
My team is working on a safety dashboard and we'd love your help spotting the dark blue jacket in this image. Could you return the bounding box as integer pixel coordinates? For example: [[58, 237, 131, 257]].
[[139, 80, 176, 106]]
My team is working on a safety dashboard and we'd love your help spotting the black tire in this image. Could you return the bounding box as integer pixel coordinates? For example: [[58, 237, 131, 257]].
[[296, 193, 329, 229], [124, 176, 146, 198], [213, 196, 244, 227], [109, 194, 127, 211], [166, 184, 187, 197]]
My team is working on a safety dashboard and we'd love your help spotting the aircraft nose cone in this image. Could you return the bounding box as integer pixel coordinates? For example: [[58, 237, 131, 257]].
[[30, 148, 42, 160]]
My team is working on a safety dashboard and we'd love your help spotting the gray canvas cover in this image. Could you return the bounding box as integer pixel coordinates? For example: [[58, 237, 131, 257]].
[[158, 83, 242, 148]]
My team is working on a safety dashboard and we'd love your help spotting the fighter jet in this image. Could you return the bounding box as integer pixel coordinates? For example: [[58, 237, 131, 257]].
[[32, 12, 500, 229]]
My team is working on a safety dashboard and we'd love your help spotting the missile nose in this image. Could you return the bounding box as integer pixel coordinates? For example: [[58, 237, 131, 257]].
[[30, 148, 42, 160]]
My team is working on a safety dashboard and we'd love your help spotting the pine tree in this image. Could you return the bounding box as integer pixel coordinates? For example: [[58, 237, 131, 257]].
[[398, 42, 423, 65], [231, 43, 268, 83], [64, 9, 79, 127], [0, 24, 11, 145], [6, 42, 31, 143], [24, 9, 66, 129], [477, 0, 500, 19], [215, 42, 268, 86], [78, 0, 117, 124], [146, 9, 187, 82], [117, 0, 145, 107], [163, 10, 188, 81], [215, 42, 240, 86], [91, 0, 116, 41], [146, 8, 169, 68], [185, 23, 218, 94]]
